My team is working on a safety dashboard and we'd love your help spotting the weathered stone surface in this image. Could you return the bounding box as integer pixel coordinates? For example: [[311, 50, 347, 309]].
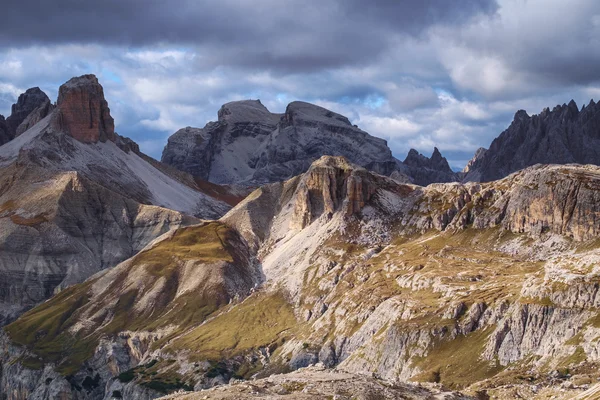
[[7, 157, 600, 399], [161, 100, 280, 184], [0, 115, 9, 146], [15, 99, 55, 136], [400, 147, 458, 186], [5, 87, 50, 140], [156, 365, 474, 399], [291, 156, 379, 229], [462, 146, 487, 175], [51, 74, 115, 143], [162, 100, 448, 186], [464, 99, 600, 182]]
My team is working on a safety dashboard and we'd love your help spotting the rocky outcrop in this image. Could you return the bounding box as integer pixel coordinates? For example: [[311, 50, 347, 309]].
[[158, 364, 473, 399], [15, 99, 54, 136], [161, 100, 280, 184], [0, 75, 234, 327], [464, 99, 600, 182], [8, 157, 600, 399], [291, 157, 381, 229], [0, 87, 51, 146], [0, 115, 9, 146], [51, 74, 115, 143], [462, 147, 487, 174], [5, 87, 50, 140], [400, 147, 458, 186], [162, 100, 444, 186]]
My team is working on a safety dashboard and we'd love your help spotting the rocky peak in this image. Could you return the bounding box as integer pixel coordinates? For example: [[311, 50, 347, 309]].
[[0, 115, 9, 145], [462, 147, 487, 173], [291, 156, 377, 229], [567, 99, 579, 114], [5, 87, 50, 138], [15, 99, 54, 136], [217, 99, 277, 124], [513, 109, 529, 122], [464, 98, 600, 182], [51, 74, 115, 143], [283, 101, 353, 128], [403, 147, 453, 174]]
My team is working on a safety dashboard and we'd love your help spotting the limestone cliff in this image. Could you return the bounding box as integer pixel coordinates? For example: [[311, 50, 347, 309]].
[[6, 157, 600, 399], [51, 75, 115, 143], [161, 100, 451, 187]]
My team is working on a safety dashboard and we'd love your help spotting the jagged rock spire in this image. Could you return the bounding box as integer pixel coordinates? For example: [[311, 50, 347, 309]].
[[51, 74, 115, 143]]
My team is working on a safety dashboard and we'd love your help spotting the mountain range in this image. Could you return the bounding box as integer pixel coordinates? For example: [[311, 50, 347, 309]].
[[2, 75, 600, 399]]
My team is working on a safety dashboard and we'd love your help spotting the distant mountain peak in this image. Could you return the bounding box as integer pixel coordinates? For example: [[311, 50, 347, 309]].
[[51, 74, 115, 143], [3, 86, 50, 143], [162, 99, 394, 185], [217, 99, 277, 124], [464, 98, 600, 182], [403, 147, 452, 174]]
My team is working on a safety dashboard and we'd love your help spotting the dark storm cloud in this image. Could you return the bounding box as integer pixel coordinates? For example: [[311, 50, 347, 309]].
[[2, 0, 600, 168], [0, 0, 497, 72]]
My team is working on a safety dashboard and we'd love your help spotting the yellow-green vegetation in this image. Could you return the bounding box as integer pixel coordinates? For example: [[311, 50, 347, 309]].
[[112, 222, 246, 332], [294, 225, 551, 388], [558, 346, 587, 368], [5, 281, 95, 375], [410, 328, 503, 389], [135, 221, 236, 270], [169, 291, 297, 361], [4, 221, 250, 376]]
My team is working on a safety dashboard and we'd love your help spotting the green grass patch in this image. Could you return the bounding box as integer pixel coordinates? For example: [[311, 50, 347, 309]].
[[4, 221, 248, 376], [169, 291, 297, 361], [410, 327, 503, 389]]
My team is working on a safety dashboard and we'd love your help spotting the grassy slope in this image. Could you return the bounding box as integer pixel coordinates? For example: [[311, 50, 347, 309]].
[[4, 221, 252, 375]]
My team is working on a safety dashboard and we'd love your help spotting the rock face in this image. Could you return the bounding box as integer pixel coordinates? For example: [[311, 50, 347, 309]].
[[15, 99, 55, 136], [0, 75, 234, 327], [0, 88, 50, 146], [6, 157, 600, 399], [163, 100, 408, 186], [290, 156, 382, 229], [51, 74, 115, 143], [162, 100, 280, 184], [400, 147, 457, 185], [5, 87, 50, 136], [462, 146, 487, 174], [464, 99, 600, 182], [0, 115, 9, 145]]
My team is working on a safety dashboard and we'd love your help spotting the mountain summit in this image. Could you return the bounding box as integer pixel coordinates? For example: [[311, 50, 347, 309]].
[[161, 99, 458, 187], [51, 74, 115, 143], [401, 147, 457, 185], [0, 87, 51, 145], [162, 100, 398, 186], [0, 74, 232, 325], [464, 99, 600, 182]]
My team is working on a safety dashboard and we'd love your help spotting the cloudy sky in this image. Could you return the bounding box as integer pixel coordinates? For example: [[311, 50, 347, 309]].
[[1, 0, 600, 169]]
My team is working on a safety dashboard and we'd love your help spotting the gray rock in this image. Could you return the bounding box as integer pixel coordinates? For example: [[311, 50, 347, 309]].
[[0, 115, 9, 145], [464, 99, 600, 182], [4, 87, 50, 142], [161, 99, 453, 186], [15, 99, 55, 137], [400, 147, 458, 186]]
